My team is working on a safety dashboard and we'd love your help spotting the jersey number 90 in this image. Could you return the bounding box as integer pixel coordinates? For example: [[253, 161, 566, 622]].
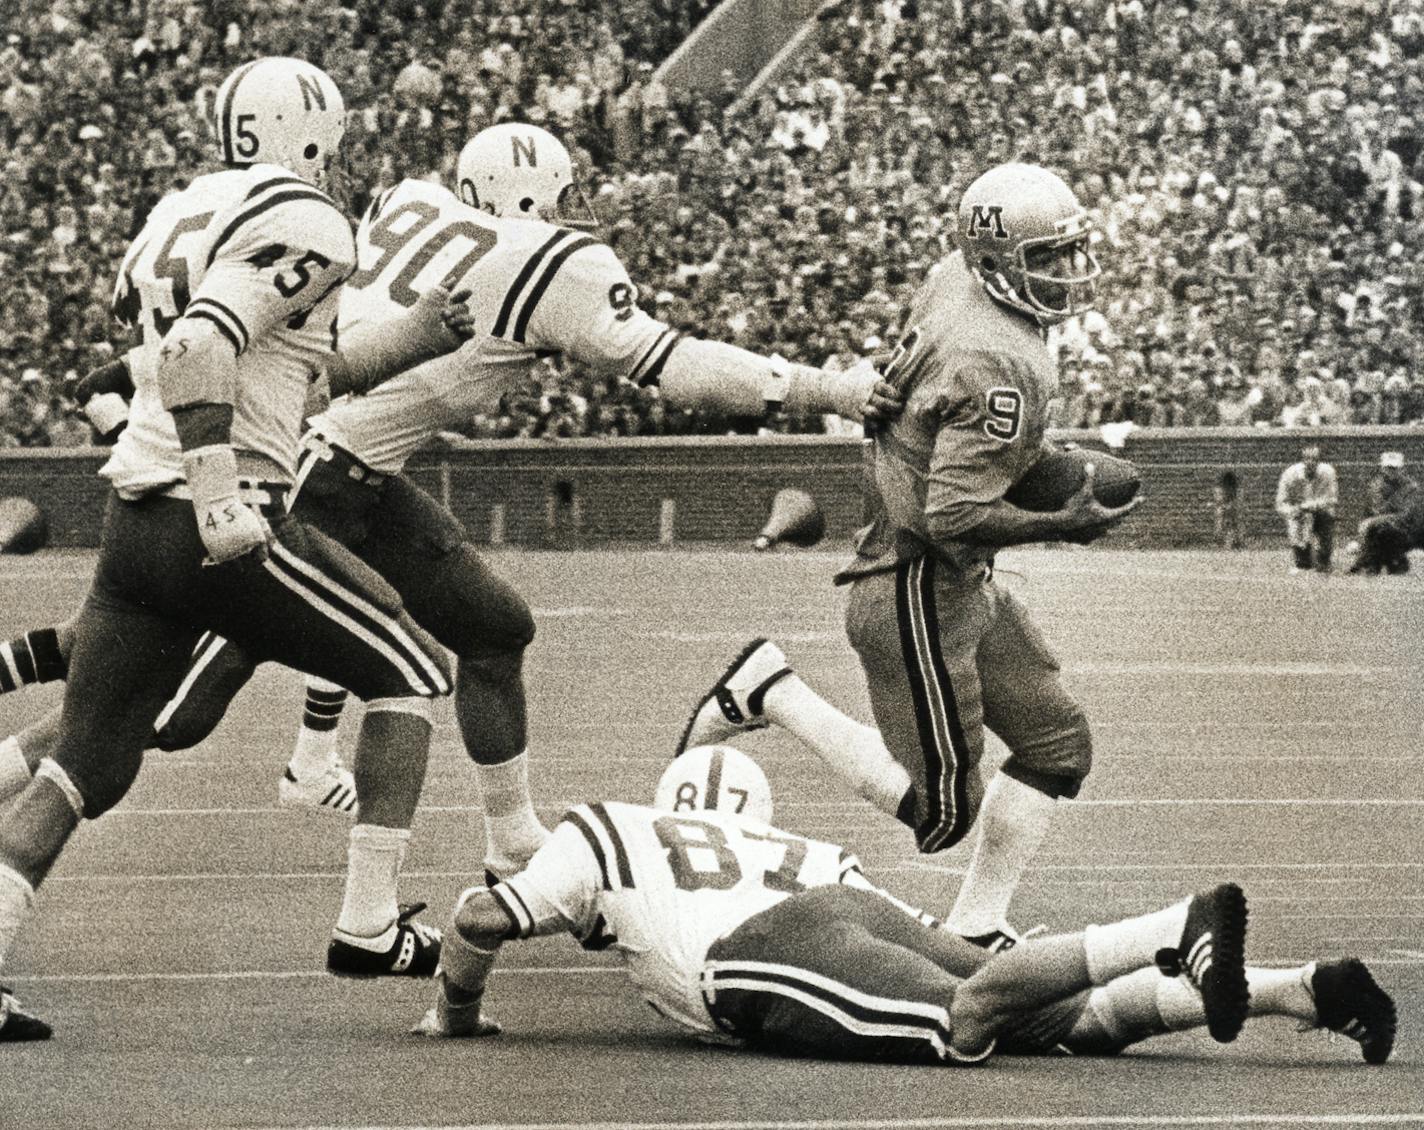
[[348, 200, 496, 307]]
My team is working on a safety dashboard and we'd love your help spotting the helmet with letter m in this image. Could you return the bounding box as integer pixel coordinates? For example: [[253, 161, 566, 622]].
[[455, 122, 598, 227], [957, 162, 1100, 326], [213, 56, 347, 192]]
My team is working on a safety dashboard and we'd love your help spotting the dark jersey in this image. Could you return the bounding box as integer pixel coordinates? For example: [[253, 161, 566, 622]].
[[837, 252, 1057, 581]]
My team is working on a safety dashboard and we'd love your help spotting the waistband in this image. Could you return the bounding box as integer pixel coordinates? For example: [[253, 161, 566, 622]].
[[158, 479, 289, 518], [699, 966, 742, 1038], [301, 431, 389, 488]]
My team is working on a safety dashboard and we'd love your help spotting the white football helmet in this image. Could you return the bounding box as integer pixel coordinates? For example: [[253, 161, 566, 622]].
[[214, 57, 347, 191], [455, 122, 597, 226], [654, 745, 773, 825], [957, 162, 1100, 325]]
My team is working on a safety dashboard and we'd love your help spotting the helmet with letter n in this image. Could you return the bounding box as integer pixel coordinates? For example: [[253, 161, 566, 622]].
[[455, 122, 598, 227], [213, 56, 347, 192], [957, 162, 1100, 326], [654, 745, 773, 825]]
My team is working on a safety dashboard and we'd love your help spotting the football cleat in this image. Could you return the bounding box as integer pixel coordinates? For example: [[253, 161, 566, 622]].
[[675, 638, 793, 755], [1305, 958, 1396, 1065], [1156, 882, 1249, 1044], [327, 902, 442, 979], [279, 759, 358, 818], [0, 985, 51, 1041]]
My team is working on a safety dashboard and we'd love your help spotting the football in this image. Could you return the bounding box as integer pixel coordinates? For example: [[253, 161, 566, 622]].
[[1005, 446, 1141, 512]]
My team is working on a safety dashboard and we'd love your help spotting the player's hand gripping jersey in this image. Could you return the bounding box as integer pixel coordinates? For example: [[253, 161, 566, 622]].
[[314, 179, 678, 474], [488, 801, 928, 1037], [838, 251, 1058, 580], [103, 165, 354, 496]]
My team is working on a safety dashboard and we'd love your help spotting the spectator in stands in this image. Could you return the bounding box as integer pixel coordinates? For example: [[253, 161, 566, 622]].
[[6, 0, 1424, 446]]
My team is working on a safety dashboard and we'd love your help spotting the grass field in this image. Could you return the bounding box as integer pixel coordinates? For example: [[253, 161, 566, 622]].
[[1, 544, 1420, 1130]]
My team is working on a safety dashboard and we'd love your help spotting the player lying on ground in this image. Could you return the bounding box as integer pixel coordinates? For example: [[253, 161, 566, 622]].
[[411, 745, 1395, 1066], [678, 164, 1140, 954], [0, 55, 497, 1040], [0, 120, 904, 983]]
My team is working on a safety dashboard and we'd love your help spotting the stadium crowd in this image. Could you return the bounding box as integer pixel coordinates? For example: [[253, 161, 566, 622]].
[[3, 0, 1424, 446]]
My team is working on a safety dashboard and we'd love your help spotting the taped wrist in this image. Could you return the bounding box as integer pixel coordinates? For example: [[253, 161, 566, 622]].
[[83, 392, 130, 438], [182, 445, 241, 511]]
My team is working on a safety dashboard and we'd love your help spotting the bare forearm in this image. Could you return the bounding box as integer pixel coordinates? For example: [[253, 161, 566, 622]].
[[932, 501, 1072, 549]]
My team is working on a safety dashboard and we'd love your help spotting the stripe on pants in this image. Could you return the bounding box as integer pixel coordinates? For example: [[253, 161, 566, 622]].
[[896, 557, 973, 852], [152, 631, 227, 733], [706, 959, 952, 1058], [262, 542, 449, 696]]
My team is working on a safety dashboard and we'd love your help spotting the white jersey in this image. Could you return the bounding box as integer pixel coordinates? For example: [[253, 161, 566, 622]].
[[312, 179, 678, 473], [494, 801, 893, 1038], [102, 164, 354, 495]]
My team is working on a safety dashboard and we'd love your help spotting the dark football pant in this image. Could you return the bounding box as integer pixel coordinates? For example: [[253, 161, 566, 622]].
[[152, 442, 533, 751], [845, 556, 1091, 853], [703, 885, 1090, 1061], [53, 491, 450, 816], [703, 885, 991, 1064], [1353, 514, 1413, 575]]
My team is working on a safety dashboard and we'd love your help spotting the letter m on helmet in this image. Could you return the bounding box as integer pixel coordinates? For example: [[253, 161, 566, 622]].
[[967, 204, 1008, 239]]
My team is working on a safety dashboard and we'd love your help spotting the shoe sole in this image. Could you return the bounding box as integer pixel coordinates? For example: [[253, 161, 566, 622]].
[[674, 637, 772, 757], [326, 945, 440, 980], [1329, 959, 1397, 1065], [1195, 883, 1250, 1044]]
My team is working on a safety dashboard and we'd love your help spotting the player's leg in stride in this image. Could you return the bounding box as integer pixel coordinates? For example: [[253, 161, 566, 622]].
[[677, 638, 913, 820]]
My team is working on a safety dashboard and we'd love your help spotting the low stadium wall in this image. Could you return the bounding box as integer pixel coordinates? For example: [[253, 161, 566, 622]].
[[2, 428, 1421, 550]]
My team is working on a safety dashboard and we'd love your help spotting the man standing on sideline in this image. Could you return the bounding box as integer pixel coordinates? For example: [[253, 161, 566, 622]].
[[1275, 444, 1337, 573]]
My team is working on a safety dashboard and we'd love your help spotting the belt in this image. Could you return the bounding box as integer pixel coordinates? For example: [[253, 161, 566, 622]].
[[159, 478, 290, 518], [301, 431, 388, 488]]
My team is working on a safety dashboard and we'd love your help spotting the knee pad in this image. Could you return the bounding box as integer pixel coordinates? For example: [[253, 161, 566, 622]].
[[35, 759, 85, 818], [46, 751, 142, 820], [366, 695, 432, 722]]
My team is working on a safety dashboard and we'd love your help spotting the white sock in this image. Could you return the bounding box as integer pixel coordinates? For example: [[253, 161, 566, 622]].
[[336, 823, 409, 940], [0, 862, 35, 967], [0, 736, 31, 803], [476, 752, 547, 871], [289, 677, 347, 779], [1083, 899, 1190, 984], [1155, 973, 1209, 1030], [945, 771, 1057, 936], [1248, 964, 1317, 1021], [763, 676, 911, 815]]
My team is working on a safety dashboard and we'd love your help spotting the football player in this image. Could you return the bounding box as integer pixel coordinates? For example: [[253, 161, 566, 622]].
[[415, 745, 1395, 1066], [679, 164, 1139, 951], [0, 56, 488, 1039], [0, 123, 904, 884]]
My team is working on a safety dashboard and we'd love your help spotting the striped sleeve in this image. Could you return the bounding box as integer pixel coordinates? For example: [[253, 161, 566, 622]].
[[497, 236, 676, 383], [498, 811, 606, 940], [179, 183, 354, 354]]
